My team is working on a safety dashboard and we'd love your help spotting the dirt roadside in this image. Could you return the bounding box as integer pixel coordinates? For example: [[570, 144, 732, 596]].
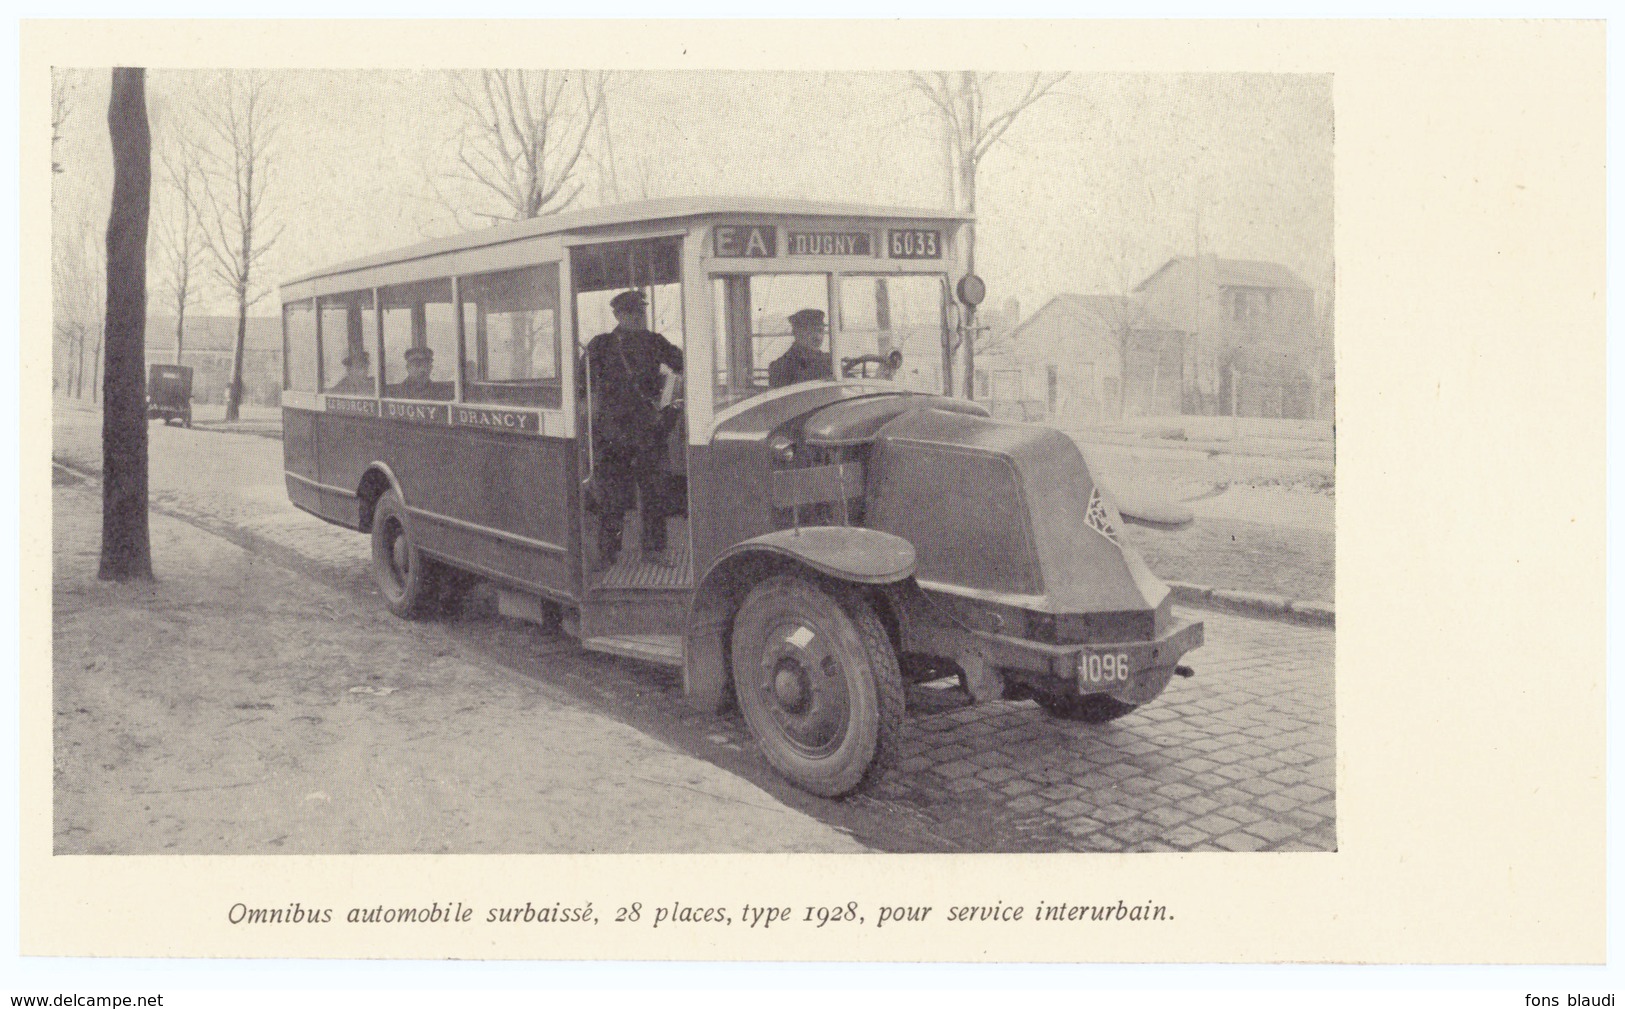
[[50, 469, 867, 854]]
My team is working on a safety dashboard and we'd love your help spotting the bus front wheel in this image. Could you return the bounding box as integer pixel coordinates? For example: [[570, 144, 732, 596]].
[[371, 490, 439, 619], [729, 575, 903, 798]]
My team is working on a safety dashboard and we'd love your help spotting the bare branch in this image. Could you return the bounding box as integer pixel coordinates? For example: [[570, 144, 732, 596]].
[[51, 70, 77, 174], [435, 67, 611, 223], [184, 69, 280, 419], [972, 72, 1068, 162], [908, 71, 959, 138]]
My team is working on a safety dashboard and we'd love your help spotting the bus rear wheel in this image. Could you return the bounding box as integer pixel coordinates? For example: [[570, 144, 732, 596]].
[[729, 575, 903, 798], [371, 490, 439, 619]]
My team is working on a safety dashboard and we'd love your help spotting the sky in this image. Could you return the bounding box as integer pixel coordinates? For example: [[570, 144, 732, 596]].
[[51, 69, 1332, 328]]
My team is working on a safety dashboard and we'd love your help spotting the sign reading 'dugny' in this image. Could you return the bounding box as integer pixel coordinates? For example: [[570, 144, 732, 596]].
[[786, 231, 874, 256]]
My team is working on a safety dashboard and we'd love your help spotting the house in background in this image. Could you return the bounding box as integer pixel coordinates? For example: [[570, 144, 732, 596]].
[[1133, 255, 1322, 418], [147, 315, 283, 406], [978, 293, 1187, 427]]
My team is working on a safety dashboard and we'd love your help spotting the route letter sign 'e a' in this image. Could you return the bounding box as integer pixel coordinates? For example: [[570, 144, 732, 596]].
[[713, 224, 777, 258]]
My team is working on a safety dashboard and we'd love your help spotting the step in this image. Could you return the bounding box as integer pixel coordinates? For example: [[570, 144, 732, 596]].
[[581, 634, 684, 667]]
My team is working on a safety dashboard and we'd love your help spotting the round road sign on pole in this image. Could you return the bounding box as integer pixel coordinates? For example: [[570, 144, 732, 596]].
[[956, 274, 987, 308]]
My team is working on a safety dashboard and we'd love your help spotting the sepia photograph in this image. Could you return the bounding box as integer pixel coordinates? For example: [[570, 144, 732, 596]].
[[19, 18, 1604, 973], [49, 65, 1334, 856]]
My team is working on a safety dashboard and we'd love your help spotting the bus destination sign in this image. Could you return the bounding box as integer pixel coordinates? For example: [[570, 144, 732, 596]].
[[888, 229, 943, 259], [787, 231, 874, 256], [325, 396, 380, 417], [382, 401, 449, 425], [453, 405, 541, 434], [713, 224, 777, 258]]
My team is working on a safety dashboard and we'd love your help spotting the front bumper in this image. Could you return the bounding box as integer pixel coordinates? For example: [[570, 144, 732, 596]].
[[911, 614, 1203, 703]]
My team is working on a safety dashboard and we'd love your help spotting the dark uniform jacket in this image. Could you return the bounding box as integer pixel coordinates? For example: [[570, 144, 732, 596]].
[[582, 326, 684, 445], [767, 343, 832, 388]]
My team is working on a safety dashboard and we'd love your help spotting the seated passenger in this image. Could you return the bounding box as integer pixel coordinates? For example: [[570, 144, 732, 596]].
[[768, 309, 832, 388], [327, 347, 374, 395], [396, 345, 440, 399]]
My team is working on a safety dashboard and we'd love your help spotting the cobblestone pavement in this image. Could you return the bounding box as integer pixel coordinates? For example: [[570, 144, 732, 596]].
[[53, 408, 1335, 852]]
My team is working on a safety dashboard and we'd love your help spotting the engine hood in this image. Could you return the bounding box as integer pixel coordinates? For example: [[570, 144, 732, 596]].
[[865, 408, 1169, 614], [800, 392, 988, 447]]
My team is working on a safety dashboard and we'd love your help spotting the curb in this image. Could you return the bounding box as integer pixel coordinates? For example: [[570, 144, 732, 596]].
[[56, 438, 1332, 629], [1169, 581, 1334, 628], [188, 423, 284, 440]]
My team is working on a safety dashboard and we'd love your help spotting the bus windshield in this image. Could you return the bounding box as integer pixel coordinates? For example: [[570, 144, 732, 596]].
[[712, 273, 832, 409], [836, 273, 947, 393]]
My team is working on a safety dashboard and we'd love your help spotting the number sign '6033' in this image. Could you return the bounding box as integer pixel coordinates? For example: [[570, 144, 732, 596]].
[[888, 229, 942, 259]]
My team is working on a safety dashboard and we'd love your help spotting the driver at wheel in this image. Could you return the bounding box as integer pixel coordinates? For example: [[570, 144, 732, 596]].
[[768, 309, 832, 388]]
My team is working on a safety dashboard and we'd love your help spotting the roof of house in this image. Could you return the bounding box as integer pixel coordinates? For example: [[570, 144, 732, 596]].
[[1133, 256, 1312, 293], [284, 196, 972, 288], [1006, 293, 1174, 346]]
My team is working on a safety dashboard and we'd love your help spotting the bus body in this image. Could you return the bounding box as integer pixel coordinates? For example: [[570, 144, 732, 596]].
[[280, 197, 1202, 797]]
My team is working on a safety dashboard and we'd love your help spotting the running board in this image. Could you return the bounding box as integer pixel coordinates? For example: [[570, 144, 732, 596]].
[[581, 634, 684, 667]]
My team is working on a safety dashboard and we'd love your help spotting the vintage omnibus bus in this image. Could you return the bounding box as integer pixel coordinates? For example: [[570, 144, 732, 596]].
[[280, 197, 1203, 797]]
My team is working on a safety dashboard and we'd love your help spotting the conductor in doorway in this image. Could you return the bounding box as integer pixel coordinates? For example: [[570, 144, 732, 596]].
[[582, 289, 684, 570]]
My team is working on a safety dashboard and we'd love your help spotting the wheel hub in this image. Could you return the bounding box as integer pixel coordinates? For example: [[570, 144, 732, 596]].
[[756, 622, 849, 756], [392, 536, 409, 576], [772, 661, 809, 712]]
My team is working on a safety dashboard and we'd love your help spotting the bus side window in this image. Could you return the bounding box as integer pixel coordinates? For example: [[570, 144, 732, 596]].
[[460, 263, 562, 409], [380, 278, 456, 401], [283, 299, 317, 393], [319, 291, 377, 396]]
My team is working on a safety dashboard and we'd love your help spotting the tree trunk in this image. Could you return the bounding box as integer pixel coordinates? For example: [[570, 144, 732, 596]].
[[1149, 333, 1171, 417], [942, 110, 949, 393], [99, 67, 154, 582], [174, 290, 186, 364], [225, 294, 247, 421], [1118, 334, 1131, 420], [959, 116, 978, 402]]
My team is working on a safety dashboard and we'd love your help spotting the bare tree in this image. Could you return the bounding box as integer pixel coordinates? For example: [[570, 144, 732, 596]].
[[152, 117, 206, 365], [908, 71, 1067, 398], [586, 72, 639, 203], [190, 70, 282, 422], [587, 71, 697, 206], [54, 211, 105, 400], [1077, 224, 1163, 420], [51, 69, 77, 174], [435, 69, 609, 226], [1081, 293, 1163, 420], [99, 67, 154, 582]]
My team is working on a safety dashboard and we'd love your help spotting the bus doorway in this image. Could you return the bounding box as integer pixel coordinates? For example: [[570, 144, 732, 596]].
[[571, 235, 692, 599]]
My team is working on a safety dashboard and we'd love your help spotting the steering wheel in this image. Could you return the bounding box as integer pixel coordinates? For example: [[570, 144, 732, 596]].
[[840, 350, 904, 379]]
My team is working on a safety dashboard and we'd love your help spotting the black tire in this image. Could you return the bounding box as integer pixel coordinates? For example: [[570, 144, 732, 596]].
[[1034, 692, 1139, 724], [730, 575, 904, 798], [370, 490, 439, 619]]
